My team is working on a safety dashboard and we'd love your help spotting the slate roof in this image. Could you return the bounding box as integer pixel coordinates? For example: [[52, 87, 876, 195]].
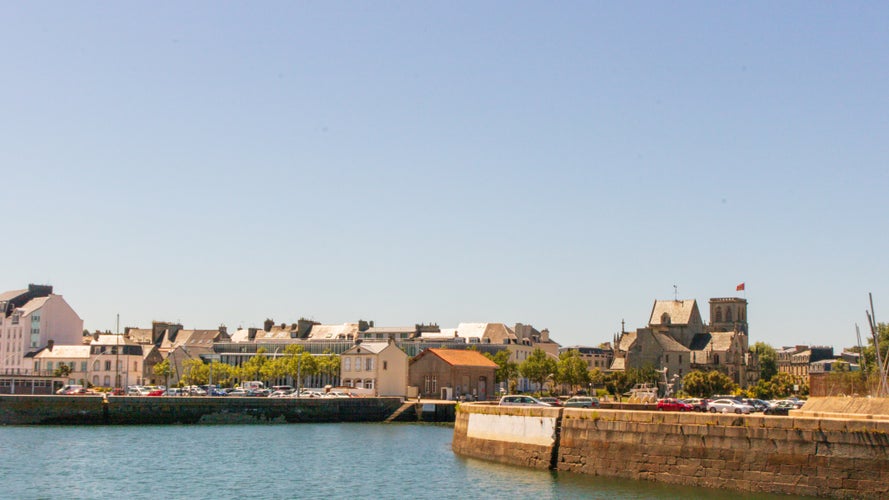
[[618, 331, 637, 351], [454, 323, 517, 343], [343, 342, 400, 355], [652, 333, 690, 352], [610, 357, 626, 371], [18, 296, 50, 316], [689, 333, 712, 351], [34, 345, 90, 359], [706, 331, 736, 352], [307, 323, 360, 341], [649, 300, 698, 326], [0, 289, 27, 302], [365, 326, 415, 334]]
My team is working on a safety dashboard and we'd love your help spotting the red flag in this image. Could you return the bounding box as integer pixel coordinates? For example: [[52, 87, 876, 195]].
[[736, 282, 745, 291]]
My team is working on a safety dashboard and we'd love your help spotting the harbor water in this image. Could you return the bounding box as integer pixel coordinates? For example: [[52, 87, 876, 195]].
[[0, 423, 803, 499]]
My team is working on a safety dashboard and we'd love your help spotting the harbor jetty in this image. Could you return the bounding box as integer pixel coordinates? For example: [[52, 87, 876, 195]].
[[0, 394, 456, 425], [452, 397, 889, 499]]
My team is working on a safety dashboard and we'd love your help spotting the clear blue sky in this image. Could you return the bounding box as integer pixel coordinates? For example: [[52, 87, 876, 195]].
[[2, 2, 887, 350]]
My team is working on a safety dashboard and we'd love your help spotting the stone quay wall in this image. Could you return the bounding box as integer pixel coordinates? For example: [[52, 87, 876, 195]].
[[0, 395, 449, 425], [453, 401, 889, 498], [452, 403, 561, 470]]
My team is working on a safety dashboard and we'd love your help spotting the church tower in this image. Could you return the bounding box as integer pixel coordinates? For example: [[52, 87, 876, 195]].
[[709, 297, 748, 334]]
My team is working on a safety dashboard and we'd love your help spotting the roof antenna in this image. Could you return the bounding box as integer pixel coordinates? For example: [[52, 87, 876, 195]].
[[673, 285, 678, 301]]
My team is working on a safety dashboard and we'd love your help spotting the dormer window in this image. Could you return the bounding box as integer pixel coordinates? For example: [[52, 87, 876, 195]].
[[661, 313, 671, 325]]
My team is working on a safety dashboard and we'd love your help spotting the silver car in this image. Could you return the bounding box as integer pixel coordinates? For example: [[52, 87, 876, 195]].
[[708, 398, 754, 414], [498, 395, 551, 406]]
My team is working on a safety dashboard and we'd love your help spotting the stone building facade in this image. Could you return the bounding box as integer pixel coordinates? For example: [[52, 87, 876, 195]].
[[612, 296, 757, 388]]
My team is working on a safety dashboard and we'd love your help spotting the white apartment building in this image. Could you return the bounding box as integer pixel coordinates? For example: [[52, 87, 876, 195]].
[[0, 285, 84, 375], [89, 334, 145, 389]]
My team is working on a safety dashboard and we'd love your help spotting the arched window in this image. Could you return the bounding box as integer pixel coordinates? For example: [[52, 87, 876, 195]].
[[715, 307, 723, 323], [103, 375, 111, 386], [93, 360, 100, 371], [92, 375, 99, 385], [661, 313, 671, 325], [726, 307, 733, 322]]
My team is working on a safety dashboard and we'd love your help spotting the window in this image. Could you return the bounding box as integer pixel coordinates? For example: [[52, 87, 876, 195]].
[[424, 375, 431, 394], [661, 313, 671, 325], [105, 361, 111, 371], [383, 361, 388, 370], [92, 375, 99, 385], [81, 362, 87, 372], [355, 357, 362, 372], [665, 355, 669, 364], [133, 361, 138, 371], [715, 307, 722, 323], [679, 355, 682, 364], [344, 358, 351, 371], [432, 376, 437, 393], [93, 360, 100, 371], [47, 362, 54, 371], [366, 358, 373, 371], [365, 379, 374, 390], [103, 376, 110, 386]]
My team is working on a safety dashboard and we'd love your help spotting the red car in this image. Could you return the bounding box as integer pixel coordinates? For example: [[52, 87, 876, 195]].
[[147, 389, 165, 397], [657, 398, 693, 411]]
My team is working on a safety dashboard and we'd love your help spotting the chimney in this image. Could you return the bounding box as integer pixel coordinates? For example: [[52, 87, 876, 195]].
[[264, 319, 274, 332], [47, 340, 54, 351]]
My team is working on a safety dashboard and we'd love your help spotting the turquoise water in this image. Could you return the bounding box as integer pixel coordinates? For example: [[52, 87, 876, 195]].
[[0, 424, 802, 499]]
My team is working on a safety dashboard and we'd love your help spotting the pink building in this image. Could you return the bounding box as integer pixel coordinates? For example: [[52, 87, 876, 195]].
[[0, 284, 84, 375]]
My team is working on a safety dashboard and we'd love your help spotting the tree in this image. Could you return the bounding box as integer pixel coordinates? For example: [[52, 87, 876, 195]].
[[317, 350, 341, 383], [484, 350, 519, 387], [182, 358, 208, 386], [555, 350, 590, 394], [861, 322, 889, 375], [681, 370, 738, 398], [752, 342, 778, 381], [239, 348, 268, 383], [519, 348, 557, 392], [153, 358, 172, 389], [604, 370, 630, 398], [768, 371, 797, 398], [286, 348, 317, 388], [589, 368, 605, 388], [54, 363, 72, 378], [208, 361, 235, 387]]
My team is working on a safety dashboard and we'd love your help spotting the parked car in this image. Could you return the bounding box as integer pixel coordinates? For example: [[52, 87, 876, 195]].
[[146, 389, 165, 397], [684, 398, 710, 412], [564, 396, 600, 408], [742, 398, 769, 412], [127, 386, 150, 396], [56, 384, 84, 395], [499, 395, 551, 407], [657, 398, 693, 412], [708, 398, 754, 414], [227, 389, 248, 397], [538, 397, 563, 407], [764, 401, 796, 415]]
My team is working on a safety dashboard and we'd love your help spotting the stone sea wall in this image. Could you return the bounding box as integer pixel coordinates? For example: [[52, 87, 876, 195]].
[[0, 395, 454, 425], [453, 401, 889, 499], [452, 403, 560, 470]]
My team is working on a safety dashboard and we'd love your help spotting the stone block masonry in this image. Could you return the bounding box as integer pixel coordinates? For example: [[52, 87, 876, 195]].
[[452, 401, 889, 498], [0, 395, 456, 425]]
